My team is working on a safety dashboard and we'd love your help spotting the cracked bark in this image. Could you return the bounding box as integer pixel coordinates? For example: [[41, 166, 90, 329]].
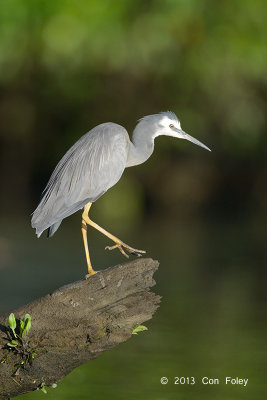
[[0, 258, 160, 399]]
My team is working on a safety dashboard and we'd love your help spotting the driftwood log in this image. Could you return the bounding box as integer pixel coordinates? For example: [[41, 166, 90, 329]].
[[0, 258, 160, 399]]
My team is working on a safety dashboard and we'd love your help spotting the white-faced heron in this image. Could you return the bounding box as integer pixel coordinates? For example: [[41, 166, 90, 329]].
[[32, 111, 211, 275]]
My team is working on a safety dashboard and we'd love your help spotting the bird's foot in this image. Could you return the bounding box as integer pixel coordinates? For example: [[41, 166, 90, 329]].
[[85, 270, 97, 279], [85, 268, 97, 279], [105, 242, 146, 258]]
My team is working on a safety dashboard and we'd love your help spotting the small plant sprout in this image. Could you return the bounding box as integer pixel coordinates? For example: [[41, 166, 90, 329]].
[[8, 312, 32, 342], [5, 312, 37, 375], [7, 340, 19, 348], [37, 382, 57, 394], [132, 325, 148, 335], [39, 382, 47, 394], [0, 355, 10, 364], [8, 313, 17, 338], [20, 314, 32, 337]]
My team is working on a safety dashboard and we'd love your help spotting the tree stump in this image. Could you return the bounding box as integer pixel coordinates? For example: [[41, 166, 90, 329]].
[[0, 258, 160, 399]]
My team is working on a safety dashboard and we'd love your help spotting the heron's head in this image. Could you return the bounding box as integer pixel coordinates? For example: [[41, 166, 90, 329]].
[[145, 111, 211, 151]]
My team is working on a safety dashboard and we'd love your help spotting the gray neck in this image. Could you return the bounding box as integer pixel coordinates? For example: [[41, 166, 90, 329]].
[[126, 122, 155, 167]]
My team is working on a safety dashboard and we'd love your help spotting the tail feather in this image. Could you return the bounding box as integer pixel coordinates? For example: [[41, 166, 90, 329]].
[[47, 221, 62, 238], [31, 194, 95, 238]]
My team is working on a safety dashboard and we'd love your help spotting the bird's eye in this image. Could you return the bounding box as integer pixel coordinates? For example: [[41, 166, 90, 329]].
[[169, 124, 174, 129]]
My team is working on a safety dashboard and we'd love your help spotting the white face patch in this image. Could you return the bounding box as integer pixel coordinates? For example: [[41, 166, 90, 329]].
[[159, 116, 181, 130], [152, 115, 181, 138]]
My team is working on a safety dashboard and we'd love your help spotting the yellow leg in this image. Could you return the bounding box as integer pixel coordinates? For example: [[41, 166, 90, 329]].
[[82, 202, 146, 259], [81, 202, 96, 275]]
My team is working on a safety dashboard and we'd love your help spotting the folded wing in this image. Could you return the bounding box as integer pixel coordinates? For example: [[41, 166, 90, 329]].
[[31, 123, 129, 237]]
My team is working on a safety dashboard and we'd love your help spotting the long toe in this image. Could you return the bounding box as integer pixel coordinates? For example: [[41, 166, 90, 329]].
[[105, 241, 146, 258], [124, 244, 146, 253], [105, 244, 129, 258], [123, 245, 146, 257]]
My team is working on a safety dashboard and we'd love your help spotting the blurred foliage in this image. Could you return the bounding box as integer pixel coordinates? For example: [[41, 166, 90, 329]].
[[0, 0, 266, 221]]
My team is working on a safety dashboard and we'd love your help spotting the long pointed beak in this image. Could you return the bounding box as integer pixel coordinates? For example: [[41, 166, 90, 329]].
[[175, 129, 211, 152]]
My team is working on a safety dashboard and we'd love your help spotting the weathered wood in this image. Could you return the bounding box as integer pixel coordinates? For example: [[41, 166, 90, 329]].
[[0, 258, 160, 399]]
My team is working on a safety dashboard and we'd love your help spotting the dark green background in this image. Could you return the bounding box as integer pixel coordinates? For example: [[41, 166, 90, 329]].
[[0, 1, 266, 399]]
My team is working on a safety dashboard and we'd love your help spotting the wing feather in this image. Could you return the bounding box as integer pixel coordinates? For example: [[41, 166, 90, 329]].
[[32, 123, 129, 236]]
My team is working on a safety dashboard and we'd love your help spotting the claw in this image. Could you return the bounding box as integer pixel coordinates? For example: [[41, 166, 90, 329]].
[[124, 246, 146, 257], [105, 242, 146, 258], [131, 251, 141, 257]]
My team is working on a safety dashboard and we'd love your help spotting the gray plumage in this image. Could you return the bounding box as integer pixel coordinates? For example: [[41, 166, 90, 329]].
[[32, 112, 210, 237]]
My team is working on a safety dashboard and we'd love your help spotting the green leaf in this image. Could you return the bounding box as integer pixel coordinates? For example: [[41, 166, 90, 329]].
[[1, 356, 10, 364], [30, 349, 38, 359], [20, 320, 25, 337], [8, 313, 17, 338], [40, 383, 47, 394], [9, 313, 16, 330], [7, 342, 17, 347], [132, 325, 148, 335], [23, 314, 32, 337]]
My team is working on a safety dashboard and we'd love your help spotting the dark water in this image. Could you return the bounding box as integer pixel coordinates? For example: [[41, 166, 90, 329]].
[[0, 215, 266, 399]]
